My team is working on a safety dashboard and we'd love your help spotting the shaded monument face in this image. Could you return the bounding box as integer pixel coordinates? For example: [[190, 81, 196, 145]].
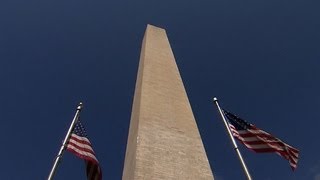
[[122, 24, 214, 180]]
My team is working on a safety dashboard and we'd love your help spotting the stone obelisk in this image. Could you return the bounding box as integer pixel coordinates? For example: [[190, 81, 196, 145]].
[[122, 24, 214, 180]]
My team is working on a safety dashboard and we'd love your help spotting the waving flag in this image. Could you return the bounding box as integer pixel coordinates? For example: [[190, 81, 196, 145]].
[[223, 110, 299, 170], [67, 120, 102, 180]]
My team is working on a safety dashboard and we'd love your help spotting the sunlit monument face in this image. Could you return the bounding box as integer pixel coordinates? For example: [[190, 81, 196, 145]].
[[122, 24, 214, 180]]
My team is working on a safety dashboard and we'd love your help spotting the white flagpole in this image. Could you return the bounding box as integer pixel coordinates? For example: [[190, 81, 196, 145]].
[[213, 97, 252, 180], [48, 102, 83, 180]]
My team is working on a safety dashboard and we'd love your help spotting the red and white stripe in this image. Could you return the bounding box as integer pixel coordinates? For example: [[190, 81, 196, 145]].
[[229, 124, 299, 170], [67, 134, 102, 180]]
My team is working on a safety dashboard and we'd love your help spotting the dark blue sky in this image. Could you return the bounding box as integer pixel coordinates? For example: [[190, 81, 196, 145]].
[[1, 0, 319, 179]]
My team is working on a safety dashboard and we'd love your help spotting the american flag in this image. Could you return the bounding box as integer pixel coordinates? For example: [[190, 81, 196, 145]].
[[66, 120, 102, 180], [223, 110, 299, 170]]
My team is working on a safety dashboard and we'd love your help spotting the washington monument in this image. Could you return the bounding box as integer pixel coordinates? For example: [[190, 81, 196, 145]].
[[122, 25, 214, 180]]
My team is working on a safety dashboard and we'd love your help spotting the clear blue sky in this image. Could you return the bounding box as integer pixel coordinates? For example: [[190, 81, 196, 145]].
[[1, 0, 319, 179]]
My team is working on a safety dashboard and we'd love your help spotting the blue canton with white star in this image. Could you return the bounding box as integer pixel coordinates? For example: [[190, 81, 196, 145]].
[[223, 110, 252, 130], [73, 120, 88, 137]]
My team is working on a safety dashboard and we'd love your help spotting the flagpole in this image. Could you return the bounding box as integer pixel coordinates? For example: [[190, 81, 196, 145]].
[[48, 102, 83, 180], [213, 97, 252, 180]]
